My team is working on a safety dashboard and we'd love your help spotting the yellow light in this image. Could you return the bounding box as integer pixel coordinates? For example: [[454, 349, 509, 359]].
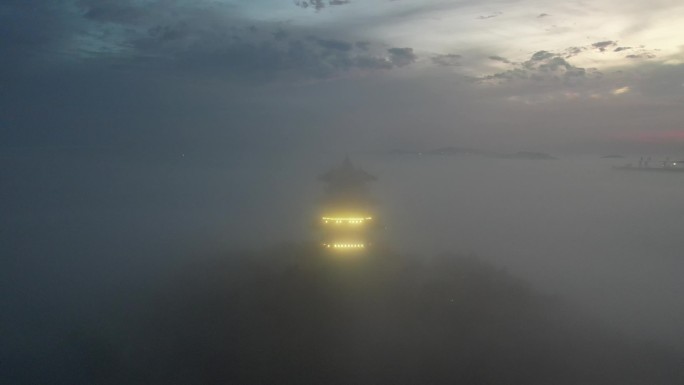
[[322, 216, 372, 223], [323, 241, 367, 250], [330, 243, 364, 249]]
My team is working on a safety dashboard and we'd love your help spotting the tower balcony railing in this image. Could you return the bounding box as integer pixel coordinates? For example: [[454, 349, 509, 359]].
[[321, 216, 373, 225]]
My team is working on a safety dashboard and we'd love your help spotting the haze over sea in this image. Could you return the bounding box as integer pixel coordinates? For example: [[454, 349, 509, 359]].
[[365, 152, 684, 346], [5, 147, 683, 352]]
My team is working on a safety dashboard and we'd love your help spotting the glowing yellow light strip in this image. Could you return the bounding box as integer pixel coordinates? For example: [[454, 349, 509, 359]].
[[323, 243, 366, 249], [321, 217, 372, 224], [321, 217, 372, 220]]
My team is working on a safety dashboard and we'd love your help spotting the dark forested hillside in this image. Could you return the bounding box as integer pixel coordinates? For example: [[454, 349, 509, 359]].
[[71, 244, 684, 385]]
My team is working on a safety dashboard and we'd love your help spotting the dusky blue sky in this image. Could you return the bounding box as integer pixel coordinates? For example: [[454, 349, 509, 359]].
[[2, 0, 684, 155]]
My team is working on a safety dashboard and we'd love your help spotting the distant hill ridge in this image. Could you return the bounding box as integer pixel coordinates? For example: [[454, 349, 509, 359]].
[[388, 147, 557, 160]]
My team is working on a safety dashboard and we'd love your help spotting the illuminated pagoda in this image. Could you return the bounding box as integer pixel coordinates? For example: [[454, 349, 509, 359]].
[[317, 157, 378, 251]]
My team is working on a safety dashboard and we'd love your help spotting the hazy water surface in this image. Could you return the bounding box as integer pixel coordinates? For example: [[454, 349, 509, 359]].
[[364, 153, 684, 346]]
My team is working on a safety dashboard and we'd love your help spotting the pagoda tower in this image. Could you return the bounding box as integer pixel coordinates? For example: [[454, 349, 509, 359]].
[[317, 157, 378, 251]]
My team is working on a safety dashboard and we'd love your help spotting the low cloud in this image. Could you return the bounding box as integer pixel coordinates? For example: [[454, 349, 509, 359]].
[[432, 53, 462, 66], [295, 0, 351, 11], [592, 40, 617, 52], [6, 0, 417, 83], [562, 42, 656, 62], [355, 41, 371, 51], [477, 50, 594, 87], [316, 38, 353, 51], [388, 47, 417, 67], [489, 55, 511, 64], [528, 50, 555, 62], [626, 53, 657, 59], [477, 11, 502, 20], [563, 46, 586, 58]]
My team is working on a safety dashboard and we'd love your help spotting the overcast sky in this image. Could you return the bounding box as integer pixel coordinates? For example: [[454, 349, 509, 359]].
[[2, 0, 684, 155]]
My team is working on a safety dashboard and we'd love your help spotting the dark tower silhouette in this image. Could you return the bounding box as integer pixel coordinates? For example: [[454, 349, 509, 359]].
[[317, 157, 378, 251]]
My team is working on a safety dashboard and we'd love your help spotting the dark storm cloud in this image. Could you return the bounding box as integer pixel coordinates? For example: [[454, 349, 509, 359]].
[[295, 0, 351, 11], [355, 41, 371, 51], [388, 47, 417, 67], [528, 50, 555, 62], [315, 38, 353, 51], [137, 30, 413, 80], [477, 11, 502, 20], [626, 53, 657, 59], [0, 0, 415, 155], [557, 42, 657, 63], [295, 0, 325, 11], [535, 57, 573, 71], [557, 42, 656, 64], [620, 46, 658, 60], [592, 40, 617, 52], [477, 68, 528, 82], [2, 0, 425, 83], [77, 0, 147, 24], [563, 46, 586, 58], [18, 1, 415, 82], [489, 55, 511, 64], [431, 53, 462, 66], [478, 50, 593, 85]]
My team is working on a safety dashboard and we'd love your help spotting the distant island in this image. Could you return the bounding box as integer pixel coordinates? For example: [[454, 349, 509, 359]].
[[499, 151, 558, 160], [387, 149, 423, 156], [386, 147, 557, 160], [428, 146, 492, 156]]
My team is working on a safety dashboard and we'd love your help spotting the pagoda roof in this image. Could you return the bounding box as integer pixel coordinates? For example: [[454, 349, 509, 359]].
[[318, 157, 376, 185]]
